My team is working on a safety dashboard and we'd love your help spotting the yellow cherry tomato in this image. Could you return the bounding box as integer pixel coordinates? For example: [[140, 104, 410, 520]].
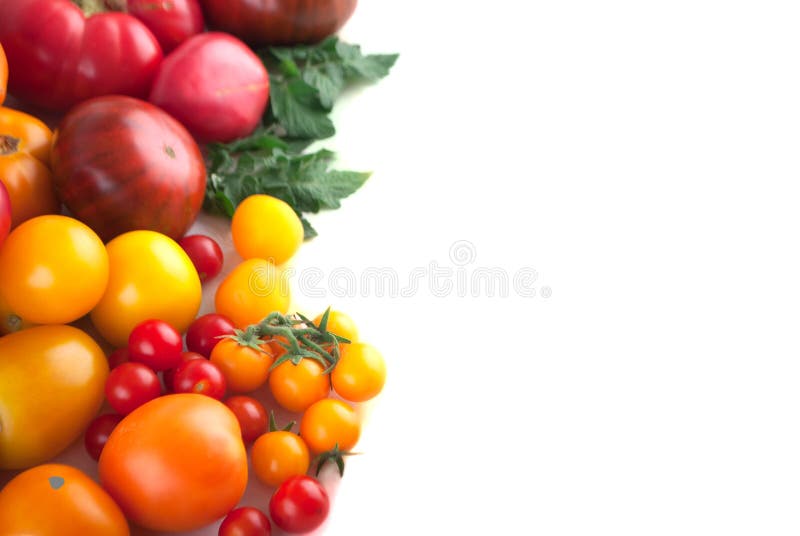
[[215, 258, 291, 328], [252, 430, 310, 488], [231, 194, 303, 265], [269, 358, 331, 413], [299, 398, 361, 455], [0, 215, 108, 325], [332, 342, 387, 403], [314, 309, 359, 342], [91, 230, 201, 348], [210, 338, 274, 393], [0, 326, 108, 469], [0, 464, 129, 536]]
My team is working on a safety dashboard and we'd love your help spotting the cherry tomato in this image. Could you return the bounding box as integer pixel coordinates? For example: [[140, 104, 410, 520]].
[[178, 234, 224, 282], [314, 309, 359, 342], [269, 475, 330, 534], [225, 395, 268, 442], [331, 342, 386, 403], [172, 359, 226, 400], [252, 430, 310, 488], [232, 194, 303, 265], [105, 362, 162, 415], [107, 347, 130, 369], [84, 413, 124, 461], [163, 351, 206, 393], [219, 506, 271, 536], [215, 258, 291, 328], [128, 319, 184, 371], [268, 359, 330, 413], [210, 338, 274, 393], [186, 313, 236, 357], [0, 180, 9, 246], [300, 398, 360, 454]]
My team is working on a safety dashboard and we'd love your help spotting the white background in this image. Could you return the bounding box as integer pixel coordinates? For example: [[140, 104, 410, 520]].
[[318, 0, 800, 534]]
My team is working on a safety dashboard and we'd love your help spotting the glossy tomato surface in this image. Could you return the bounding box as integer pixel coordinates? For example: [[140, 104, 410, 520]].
[[269, 475, 330, 533], [0, 180, 9, 246], [128, 0, 204, 53]]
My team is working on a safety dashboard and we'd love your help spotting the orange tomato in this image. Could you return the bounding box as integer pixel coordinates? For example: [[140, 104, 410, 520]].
[[252, 430, 310, 488], [215, 258, 291, 328], [210, 338, 274, 393], [332, 342, 387, 403], [0, 106, 60, 227], [0, 44, 6, 106], [99, 394, 248, 532], [269, 358, 331, 413], [0, 464, 129, 535], [314, 309, 359, 342], [0, 291, 33, 335], [299, 398, 361, 454]]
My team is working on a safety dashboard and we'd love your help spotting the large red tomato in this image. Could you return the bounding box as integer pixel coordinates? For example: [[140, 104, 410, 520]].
[[51, 96, 206, 241]]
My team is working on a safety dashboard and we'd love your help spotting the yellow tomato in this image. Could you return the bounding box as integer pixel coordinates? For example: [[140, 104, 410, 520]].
[[332, 342, 387, 403], [314, 309, 359, 342], [0, 464, 129, 536], [269, 358, 331, 413], [0, 215, 108, 325], [231, 194, 304, 265], [91, 231, 202, 347], [0, 326, 108, 469], [0, 292, 34, 335], [215, 258, 291, 328]]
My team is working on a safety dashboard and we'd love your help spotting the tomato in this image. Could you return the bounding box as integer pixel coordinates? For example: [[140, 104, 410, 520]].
[[200, 0, 357, 46], [0, 464, 129, 535], [99, 394, 248, 532], [0, 0, 162, 110], [178, 234, 224, 282], [0, 43, 7, 105], [0, 291, 33, 336], [107, 347, 130, 369], [332, 342, 386, 402], [314, 309, 359, 342], [252, 430, 310, 488], [51, 96, 206, 241], [186, 313, 236, 357], [269, 475, 330, 534], [300, 398, 360, 455], [91, 230, 202, 348], [128, 319, 184, 371], [269, 359, 331, 413], [225, 395, 268, 442], [215, 258, 292, 328], [0, 181, 8, 246], [162, 351, 206, 392], [105, 362, 162, 415], [0, 106, 60, 227], [210, 338, 274, 393], [127, 0, 204, 53], [0, 326, 108, 469], [149, 32, 269, 143], [219, 507, 272, 536], [232, 194, 304, 266], [84, 413, 124, 461], [173, 359, 227, 399]]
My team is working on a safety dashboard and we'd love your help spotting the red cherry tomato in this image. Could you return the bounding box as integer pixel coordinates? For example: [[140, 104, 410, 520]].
[[84, 413, 124, 461], [178, 234, 224, 282], [186, 313, 236, 357], [219, 506, 271, 536], [107, 348, 130, 369], [104, 362, 162, 415], [269, 476, 330, 534], [224, 396, 267, 442], [172, 359, 226, 400], [0, 180, 10, 247], [162, 351, 206, 393], [128, 319, 184, 371]]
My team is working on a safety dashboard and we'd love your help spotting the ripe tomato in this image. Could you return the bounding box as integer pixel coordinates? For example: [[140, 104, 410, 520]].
[[172, 359, 227, 399], [332, 342, 386, 403], [0, 180, 9, 246], [162, 351, 206, 392], [232, 194, 303, 265], [314, 309, 359, 342], [269, 359, 331, 413], [84, 413, 124, 461], [0, 291, 33, 335], [0, 326, 108, 470], [215, 258, 291, 328], [269, 475, 330, 534], [127, 0, 204, 53], [210, 338, 274, 393], [300, 398, 360, 454], [91, 230, 202, 348], [0, 42, 7, 105], [252, 430, 310, 488], [225, 395, 268, 442], [128, 319, 184, 371], [0, 215, 108, 325], [219, 506, 272, 536], [178, 234, 224, 282], [0, 464, 129, 536], [186, 312, 236, 357], [105, 362, 162, 415], [107, 347, 130, 369]]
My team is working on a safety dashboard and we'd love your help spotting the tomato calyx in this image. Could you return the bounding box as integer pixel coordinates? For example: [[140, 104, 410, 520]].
[[222, 325, 270, 353], [268, 410, 295, 433], [313, 443, 359, 478], [71, 0, 126, 16], [0, 135, 19, 156]]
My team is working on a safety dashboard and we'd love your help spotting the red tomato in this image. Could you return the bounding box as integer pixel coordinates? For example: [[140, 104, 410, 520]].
[[163, 351, 207, 392], [128, 319, 184, 371], [219, 507, 272, 536], [178, 234, 224, 282], [172, 359, 227, 400], [104, 362, 162, 415], [225, 395, 268, 442], [127, 0, 204, 53], [107, 347, 130, 369], [186, 313, 236, 357], [0, 180, 10, 246], [84, 413, 123, 461], [149, 32, 269, 143], [269, 475, 330, 534]]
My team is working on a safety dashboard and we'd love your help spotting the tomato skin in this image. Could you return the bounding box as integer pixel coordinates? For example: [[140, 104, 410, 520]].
[[105, 362, 162, 415], [0, 43, 7, 105], [269, 475, 330, 534], [163, 351, 207, 392], [269, 359, 331, 413], [99, 394, 248, 532], [225, 395, 268, 442], [232, 195, 304, 266], [252, 431, 310, 488], [178, 234, 224, 282], [107, 347, 130, 369], [186, 313, 236, 357], [84, 413, 124, 461], [0, 291, 33, 335], [128, 319, 184, 371], [0, 326, 108, 470], [128, 0, 204, 53], [299, 398, 360, 454], [210, 338, 274, 393], [215, 258, 292, 328], [331, 342, 386, 402], [219, 506, 272, 536], [0, 464, 129, 535], [172, 359, 227, 399], [0, 180, 9, 246]]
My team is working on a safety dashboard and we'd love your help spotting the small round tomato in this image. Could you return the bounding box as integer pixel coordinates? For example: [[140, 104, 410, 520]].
[[173, 359, 226, 399], [128, 319, 184, 371], [178, 234, 224, 282], [215, 258, 291, 328], [219, 506, 271, 536], [232, 194, 303, 265], [186, 313, 236, 357], [163, 351, 206, 392], [314, 309, 359, 342], [99, 394, 248, 532], [331, 342, 386, 403], [210, 338, 273, 393], [0, 180, 9, 246], [252, 430, 310, 488], [300, 398, 360, 454], [105, 362, 162, 415], [225, 395, 268, 442], [0, 464, 129, 535], [0, 215, 108, 325], [107, 348, 130, 369], [269, 476, 329, 534], [269, 359, 330, 413], [84, 413, 124, 461]]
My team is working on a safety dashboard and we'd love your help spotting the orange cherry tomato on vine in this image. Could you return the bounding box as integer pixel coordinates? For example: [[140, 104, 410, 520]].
[[268, 358, 330, 413], [210, 337, 273, 393], [215, 258, 291, 328], [300, 398, 361, 454], [252, 428, 310, 488], [314, 309, 359, 342], [331, 342, 387, 403]]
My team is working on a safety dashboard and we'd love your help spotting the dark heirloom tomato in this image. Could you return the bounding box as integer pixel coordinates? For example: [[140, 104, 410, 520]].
[[199, 0, 357, 46], [51, 96, 206, 242]]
